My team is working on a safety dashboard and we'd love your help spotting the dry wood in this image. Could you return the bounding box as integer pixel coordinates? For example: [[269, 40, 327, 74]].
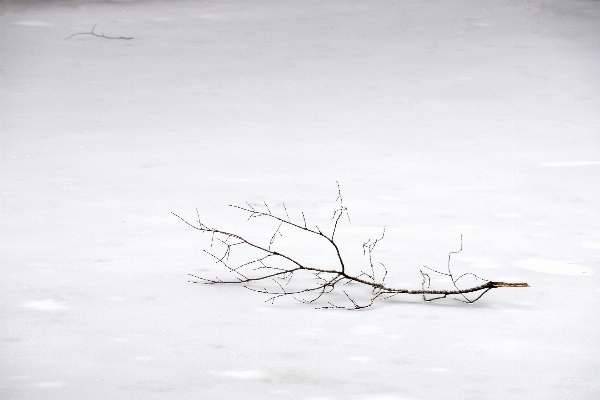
[[173, 184, 529, 309], [66, 24, 133, 40]]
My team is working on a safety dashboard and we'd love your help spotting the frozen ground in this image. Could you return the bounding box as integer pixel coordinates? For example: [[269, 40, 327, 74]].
[[1, 0, 599, 398]]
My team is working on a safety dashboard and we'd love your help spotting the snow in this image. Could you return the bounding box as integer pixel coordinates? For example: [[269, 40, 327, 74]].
[[513, 258, 594, 276], [1, 0, 599, 399]]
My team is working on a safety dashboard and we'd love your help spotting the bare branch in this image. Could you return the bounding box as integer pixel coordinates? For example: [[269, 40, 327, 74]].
[[66, 24, 133, 40], [173, 185, 529, 309], [263, 202, 272, 215], [363, 228, 386, 283], [269, 221, 283, 250], [283, 203, 291, 222], [331, 181, 351, 240]]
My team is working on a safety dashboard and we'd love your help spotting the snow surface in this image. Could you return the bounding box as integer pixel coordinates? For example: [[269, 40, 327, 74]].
[[1, 0, 599, 399]]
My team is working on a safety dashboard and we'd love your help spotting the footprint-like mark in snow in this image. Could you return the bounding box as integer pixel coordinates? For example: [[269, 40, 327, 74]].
[[513, 258, 593, 275]]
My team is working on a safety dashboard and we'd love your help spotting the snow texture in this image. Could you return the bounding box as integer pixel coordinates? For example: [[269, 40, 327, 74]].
[[1, 0, 599, 399]]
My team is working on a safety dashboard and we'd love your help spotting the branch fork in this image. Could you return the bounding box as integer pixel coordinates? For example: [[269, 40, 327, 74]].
[[173, 184, 529, 309], [66, 24, 133, 40]]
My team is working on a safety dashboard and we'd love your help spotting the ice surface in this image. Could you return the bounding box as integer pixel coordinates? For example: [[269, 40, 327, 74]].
[[513, 258, 594, 276], [1, 0, 599, 399]]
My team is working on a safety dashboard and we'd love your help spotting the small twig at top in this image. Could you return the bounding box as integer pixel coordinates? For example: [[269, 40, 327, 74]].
[[66, 24, 133, 40]]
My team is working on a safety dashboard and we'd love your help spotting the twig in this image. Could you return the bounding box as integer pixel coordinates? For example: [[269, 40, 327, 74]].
[[66, 24, 133, 40], [174, 185, 529, 309]]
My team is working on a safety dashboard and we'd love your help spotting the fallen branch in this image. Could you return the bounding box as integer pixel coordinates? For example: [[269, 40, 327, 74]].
[[65, 24, 133, 40], [173, 184, 529, 309]]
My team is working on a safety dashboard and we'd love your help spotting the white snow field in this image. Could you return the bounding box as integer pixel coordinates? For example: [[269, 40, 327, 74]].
[[1, 0, 599, 399]]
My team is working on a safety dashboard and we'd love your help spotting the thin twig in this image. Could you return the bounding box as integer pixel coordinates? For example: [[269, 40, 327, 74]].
[[66, 24, 133, 40], [173, 185, 529, 309]]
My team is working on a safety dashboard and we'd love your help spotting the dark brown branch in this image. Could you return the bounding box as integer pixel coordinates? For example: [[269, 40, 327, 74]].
[[488, 282, 530, 288], [66, 24, 133, 40], [174, 186, 529, 309]]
